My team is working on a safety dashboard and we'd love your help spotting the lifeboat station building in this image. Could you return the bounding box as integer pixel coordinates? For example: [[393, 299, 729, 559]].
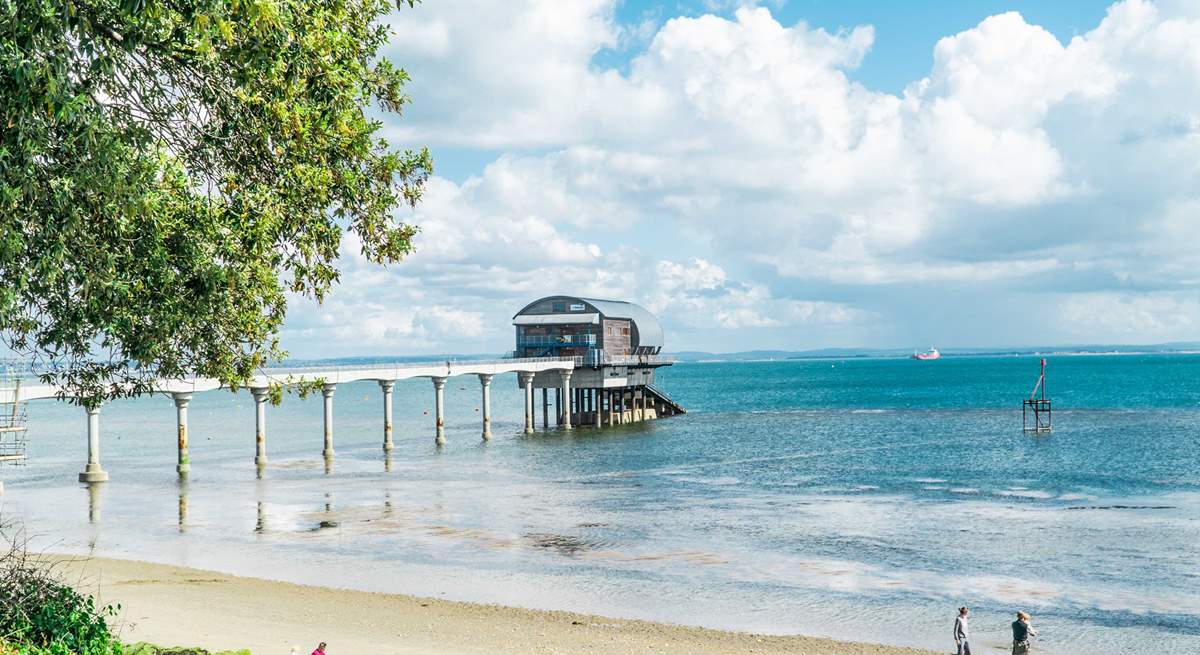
[[512, 295, 684, 429]]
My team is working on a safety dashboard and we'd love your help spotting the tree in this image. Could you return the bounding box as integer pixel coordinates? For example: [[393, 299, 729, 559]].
[[0, 0, 431, 405]]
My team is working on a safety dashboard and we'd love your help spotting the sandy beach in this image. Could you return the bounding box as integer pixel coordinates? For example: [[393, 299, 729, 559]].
[[48, 555, 940, 655]]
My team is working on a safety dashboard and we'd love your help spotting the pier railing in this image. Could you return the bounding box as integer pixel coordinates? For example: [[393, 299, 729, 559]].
[[574, 352, 675, 367], [265, 356, 575, 374]]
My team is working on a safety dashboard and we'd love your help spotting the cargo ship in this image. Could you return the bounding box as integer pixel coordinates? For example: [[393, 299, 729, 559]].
[[911, 347, 940, 360]]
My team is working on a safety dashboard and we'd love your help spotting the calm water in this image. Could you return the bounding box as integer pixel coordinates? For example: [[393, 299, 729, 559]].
[[2, 355, 1199, 654]]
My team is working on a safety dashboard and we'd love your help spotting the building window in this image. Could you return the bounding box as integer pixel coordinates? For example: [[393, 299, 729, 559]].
[[552, 302, 565, 312]]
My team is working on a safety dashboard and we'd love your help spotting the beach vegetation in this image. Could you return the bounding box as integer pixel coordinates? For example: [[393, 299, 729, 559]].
[[124, 643, 250, 655], [0, 0, 431, 407], [1, 533, 121, 654], [1, 525, 254, 655]]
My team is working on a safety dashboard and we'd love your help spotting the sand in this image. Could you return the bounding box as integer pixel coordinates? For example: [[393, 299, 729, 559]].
[[48, 555, 940, 655]]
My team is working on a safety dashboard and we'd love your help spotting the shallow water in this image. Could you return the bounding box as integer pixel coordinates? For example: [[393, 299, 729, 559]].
[[3, 354, 1199, 654]]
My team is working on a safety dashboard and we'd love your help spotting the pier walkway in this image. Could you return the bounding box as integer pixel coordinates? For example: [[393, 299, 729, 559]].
[[0, 357, 578, 485]]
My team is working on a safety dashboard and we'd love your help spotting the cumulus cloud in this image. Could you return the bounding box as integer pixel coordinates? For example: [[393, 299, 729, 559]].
[[284, 1, 1200, 355]]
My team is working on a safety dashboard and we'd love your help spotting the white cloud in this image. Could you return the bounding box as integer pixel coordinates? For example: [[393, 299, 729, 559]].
[[285, 1, 1200, 354], [647, 258, 867, 329], [1058, 292, 1200, 342]]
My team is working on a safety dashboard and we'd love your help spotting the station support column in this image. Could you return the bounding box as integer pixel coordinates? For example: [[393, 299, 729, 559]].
[[479, 374, 493, 440], [78, 403, 109, 483], [560, 370, 573, 430], [518, 372, 535, 434], [380, 380, 395, 451], [251, 387, 269, 468], [322, 383, 336, 458], [172, 392, 192, 477], [432, 376, 447, 446]]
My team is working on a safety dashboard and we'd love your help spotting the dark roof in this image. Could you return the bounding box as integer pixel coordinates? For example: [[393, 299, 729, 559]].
[[513, 296, 665, 349]]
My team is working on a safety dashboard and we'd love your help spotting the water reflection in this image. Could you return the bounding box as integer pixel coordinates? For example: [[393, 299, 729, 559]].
[[255, 501, 267, 534], [384, 451, 393, 473], [324, 455, 333, 475], [177, 480, 189, 533], [85, 481, 103, 524], [316, 491, 338, 530]]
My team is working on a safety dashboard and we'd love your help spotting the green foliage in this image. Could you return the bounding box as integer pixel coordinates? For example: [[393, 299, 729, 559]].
[[0, 0, 431, 406], [124, 643, 251, 655], [1, 542, 122, 655], [266, 373, 326, 405]]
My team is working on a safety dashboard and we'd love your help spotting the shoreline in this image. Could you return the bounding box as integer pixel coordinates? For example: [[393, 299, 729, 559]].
[[49, 554, 941, 655]]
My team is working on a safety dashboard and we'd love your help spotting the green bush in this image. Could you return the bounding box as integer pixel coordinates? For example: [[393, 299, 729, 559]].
[[1, 527, 121, 655], [2, 527, 249, 655]]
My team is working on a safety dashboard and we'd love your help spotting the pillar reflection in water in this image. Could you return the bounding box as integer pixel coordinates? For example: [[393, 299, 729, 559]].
[[177, 480, 189, 533], [255, 501, 267, 534], [85, 481, 103, 524]]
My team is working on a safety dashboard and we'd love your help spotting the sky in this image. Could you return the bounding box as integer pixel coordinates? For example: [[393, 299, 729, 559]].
[[280, 0, 1200, 357]]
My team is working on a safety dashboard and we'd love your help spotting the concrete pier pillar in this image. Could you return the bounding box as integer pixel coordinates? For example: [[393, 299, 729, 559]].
[[636, 387, 644, 421], [172, 392, 192, 477], [322, 383, 336, 458], [560, 370, 573, 430], [251, 387, 269, 468], [518, 372, 535, 434], [542, 388, 549, 429], [555, 388, 562, 425], [479, 373, 493, 440], [380, 380, 395, 451], [78, 403, 109, 483], [594, 389, 603, 428], [432, 376, 448, 445]]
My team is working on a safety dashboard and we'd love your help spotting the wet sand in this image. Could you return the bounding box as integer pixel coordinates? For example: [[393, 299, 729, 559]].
[[51, 555, 941, 655]]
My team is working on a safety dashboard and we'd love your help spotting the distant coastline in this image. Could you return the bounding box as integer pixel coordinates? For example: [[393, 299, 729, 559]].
[[667, 343, 1200, 363], [7, 343, 1199, 375], [283, 342, 1200, 366]]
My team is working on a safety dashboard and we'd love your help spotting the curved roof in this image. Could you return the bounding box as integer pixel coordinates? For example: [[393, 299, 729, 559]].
[[514, 296, 664, 349]]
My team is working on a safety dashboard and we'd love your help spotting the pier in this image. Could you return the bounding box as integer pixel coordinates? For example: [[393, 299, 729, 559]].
[[0, 295, 686, 489], [0, 358, 573, 485]]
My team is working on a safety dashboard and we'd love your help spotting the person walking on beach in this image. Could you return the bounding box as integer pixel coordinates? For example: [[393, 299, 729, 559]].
[[1012, 611, 1037, 654], [311, 642, 327, 655], [953, 606, 971, 655]]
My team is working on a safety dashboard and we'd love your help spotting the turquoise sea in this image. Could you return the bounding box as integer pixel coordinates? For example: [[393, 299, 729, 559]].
[[2, 354, 1198, 654]]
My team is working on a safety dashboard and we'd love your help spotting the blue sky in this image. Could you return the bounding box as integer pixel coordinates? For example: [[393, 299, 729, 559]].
[[281, 0, 1200, 357]]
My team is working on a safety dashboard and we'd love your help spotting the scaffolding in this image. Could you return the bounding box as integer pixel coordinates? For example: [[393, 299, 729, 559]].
[[1022, 358, 1052, 433], [1, 370, 28, 464]]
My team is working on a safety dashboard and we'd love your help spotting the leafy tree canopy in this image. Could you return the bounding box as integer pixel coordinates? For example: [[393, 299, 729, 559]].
[[0, 0, 430, 405]]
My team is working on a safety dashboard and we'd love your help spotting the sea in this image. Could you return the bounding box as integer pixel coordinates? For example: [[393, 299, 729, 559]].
[[2, 354, 1198, 655]]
